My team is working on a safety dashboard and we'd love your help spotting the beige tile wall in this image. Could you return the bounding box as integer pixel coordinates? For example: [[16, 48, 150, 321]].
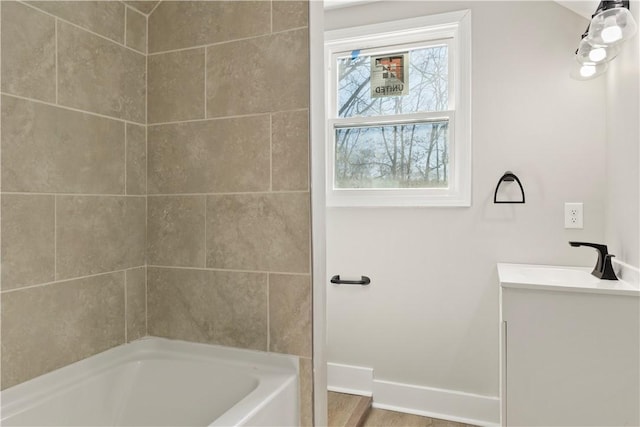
[[0, 1, 147, 389], [146, 1, 312, 424], [1, 2, 313, 424]]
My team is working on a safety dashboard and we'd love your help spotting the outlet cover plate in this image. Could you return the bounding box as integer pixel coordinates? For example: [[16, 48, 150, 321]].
[[565, 202, 583, 229]]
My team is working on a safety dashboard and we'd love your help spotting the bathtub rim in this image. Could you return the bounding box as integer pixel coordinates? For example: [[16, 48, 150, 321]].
[[1, 337, 299, 426]]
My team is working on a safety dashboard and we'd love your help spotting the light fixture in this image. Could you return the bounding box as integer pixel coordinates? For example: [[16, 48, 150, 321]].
[[588, 1, 637, 45], [575, 35, 621, 64], [570, 61, 609, 80], [571, 1, 637, 80]]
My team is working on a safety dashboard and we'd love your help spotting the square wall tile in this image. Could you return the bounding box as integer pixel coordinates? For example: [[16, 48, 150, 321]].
[[269, 274, 312, 358], [1, 2, 55, 102], [299, 357, 314, 427], [206, 192, 310, 273], [272, 1, 309, 32], [272, 110, 309, 191], [1, 195, 55, 290], [148, 1, 269, 53], [147, 196, 206, 268], [148, 116, 270, 194], [1, 96, 125, 194], [147, 267, 268, 351], [206, 29, 309, 117], [27, 1, 125, 44], [148, 49, 205, 124], [57, 21, 145, 123], [1, 272, 125, 389], [126, 123, 147, 195], [126, 6, 147, 53], [56, 196, 146, 280], [126, 267, 147, 341]]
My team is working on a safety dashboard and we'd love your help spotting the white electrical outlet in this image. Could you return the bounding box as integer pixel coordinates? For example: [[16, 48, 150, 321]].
[[564, 202, 584, 229]]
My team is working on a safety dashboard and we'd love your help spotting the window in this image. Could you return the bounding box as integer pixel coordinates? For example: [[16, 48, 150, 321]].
[[325, 11, 471, 207]]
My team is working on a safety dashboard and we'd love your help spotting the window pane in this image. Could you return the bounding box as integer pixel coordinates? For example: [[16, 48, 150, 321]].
[[337, 45, 448, 118], [334, 121, 449, 189]]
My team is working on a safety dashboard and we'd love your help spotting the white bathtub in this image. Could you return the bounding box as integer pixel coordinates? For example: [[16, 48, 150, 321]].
[[0, 338, 299, 426]]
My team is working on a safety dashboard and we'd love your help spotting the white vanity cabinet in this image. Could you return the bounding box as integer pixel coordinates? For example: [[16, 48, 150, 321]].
[[498, 263, 640, 427]]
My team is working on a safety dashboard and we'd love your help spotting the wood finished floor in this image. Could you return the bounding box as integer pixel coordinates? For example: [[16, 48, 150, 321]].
[[328, 391, 478, 427]]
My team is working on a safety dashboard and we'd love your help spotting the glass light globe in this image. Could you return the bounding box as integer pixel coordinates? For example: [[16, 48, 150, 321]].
[[589, 47, 607, 62], [601, 16, 623, 42], [570, 60, 608, 81], [580, 64, 596, 77], [588, 6, 637, 45], [575, 37, 621, 64]]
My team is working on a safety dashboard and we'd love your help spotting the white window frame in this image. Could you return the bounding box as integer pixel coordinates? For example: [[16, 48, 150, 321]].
[[325, 10, 472, 207]]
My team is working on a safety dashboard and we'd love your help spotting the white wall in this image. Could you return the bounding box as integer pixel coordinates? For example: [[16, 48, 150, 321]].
[[325, 0, 608, 401], [605, 1, 640, 276]]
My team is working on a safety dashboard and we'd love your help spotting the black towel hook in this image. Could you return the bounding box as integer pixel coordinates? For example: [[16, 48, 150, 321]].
[[494, 171, 525, 204]]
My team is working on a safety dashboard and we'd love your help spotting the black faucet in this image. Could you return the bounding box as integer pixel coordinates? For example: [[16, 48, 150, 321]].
[[569, 242, 618, 280]]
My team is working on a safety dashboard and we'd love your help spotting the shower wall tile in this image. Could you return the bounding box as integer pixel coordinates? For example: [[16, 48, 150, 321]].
[[124, 1, 159, 15], [1, 96, 125, 194], [206, 29, 309, 118], [299, 357, 314, 427], [1, 2, 55, 102], [147, 196, 206, 267], [125, 6, 147, 54], [126, 123, 147, 195], [0, 272, 125, 389], [1, 195, 55, 291], [148, 48, 205, 124], [272, 110, 310, 191], [57, 21, 145, 123], [27, 1, 125, 44], [126, 267, 147, 342], [148, 1, 270, 53], [206, 193, 310, 273], [147, 116, 270, 194], [269, 274, 312, 358], [147, 267, 268, 351], [272, 1, 309, 32], [56, 196, 146, 280]]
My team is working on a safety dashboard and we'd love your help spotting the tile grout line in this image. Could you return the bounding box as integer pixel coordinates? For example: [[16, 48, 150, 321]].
[[54, 195, 57, 281], [124, 123, 128, 195], [147, 264, 311, 277], [18, 1, 144, 56], [55, 19, 58, 104], [2, 190, 307, 197], [124, 6, 128, 47], [148, 111, 294, 127], [0, 266, 147, 295], [144, 264, 148, 337], [147, 26, 309, 56], [203, 47, 207, 119], [1, 92, 146, 126], [203, 196, 207, 268], [147, 1, 162, 17], [145, 8, 149, 338], [266, 273, 270, 352], [269, 114, 273, 192], [148, 190, 309, 197], [124, 270, 128, 343], [3, 192, 146, 197]]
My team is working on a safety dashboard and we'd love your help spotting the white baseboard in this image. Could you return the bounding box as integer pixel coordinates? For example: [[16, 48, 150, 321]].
[[373, 379, 500, 427], [327, 362, 373, 396]]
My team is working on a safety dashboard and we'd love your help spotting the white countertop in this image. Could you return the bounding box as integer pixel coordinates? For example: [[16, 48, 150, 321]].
[[497, 263, 640, 297]]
